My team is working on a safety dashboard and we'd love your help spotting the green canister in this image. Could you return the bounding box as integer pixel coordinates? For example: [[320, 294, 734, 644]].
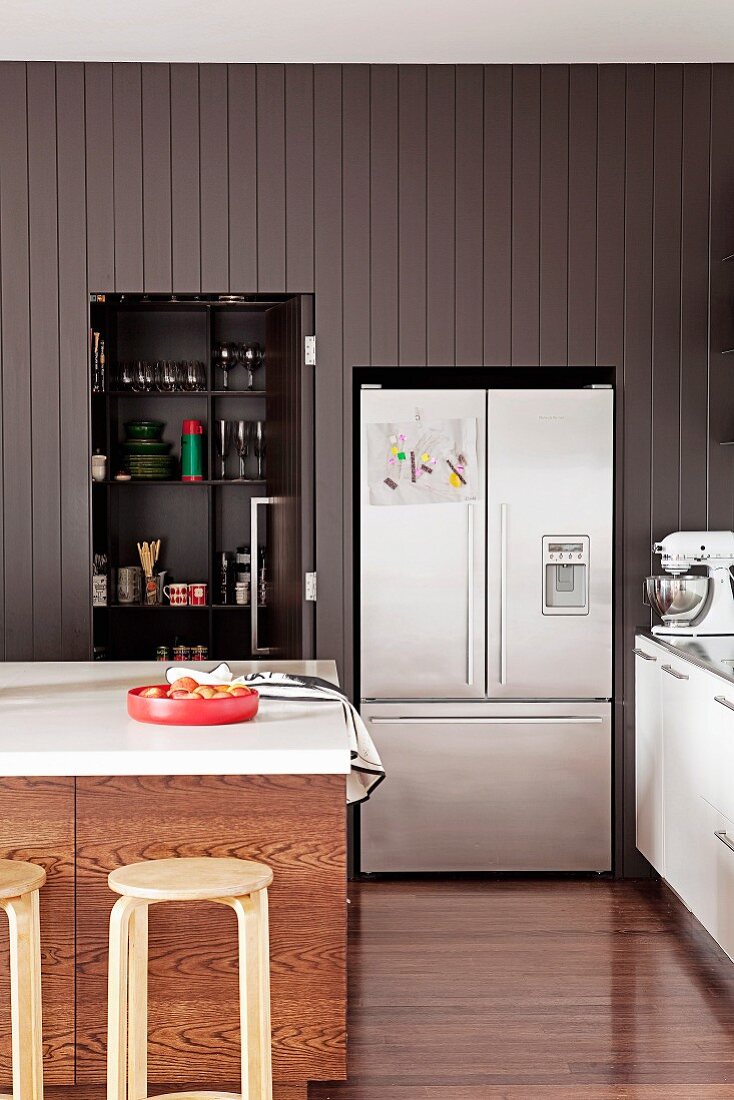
[[181, 419, 204, 481]]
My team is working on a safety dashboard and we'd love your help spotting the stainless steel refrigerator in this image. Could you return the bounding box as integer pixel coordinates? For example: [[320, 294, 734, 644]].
[[359, 385, 613, 872]]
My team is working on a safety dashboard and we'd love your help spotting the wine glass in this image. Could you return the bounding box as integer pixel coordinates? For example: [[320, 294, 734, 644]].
[[215, 419, 232, 480], [253, 420, 265, 479], [234, 420, 250, 480], [118, 361, 134, 391], [156, 360, 176, 392], [242, 342, 263, 390], [213, 343, 236, 390], [132, 361, 147, 392], [183, 361, 200, 392]]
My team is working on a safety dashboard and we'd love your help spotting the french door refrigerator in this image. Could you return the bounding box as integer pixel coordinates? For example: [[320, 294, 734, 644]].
[[359, 385, 613, 872]]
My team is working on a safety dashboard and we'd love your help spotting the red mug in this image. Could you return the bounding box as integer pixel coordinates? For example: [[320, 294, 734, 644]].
[[164, 583, 188, 606], [188, 582, 208, 606]]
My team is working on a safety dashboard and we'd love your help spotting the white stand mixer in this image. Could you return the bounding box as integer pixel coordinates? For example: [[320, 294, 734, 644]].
[[648, 530, 734, 636]]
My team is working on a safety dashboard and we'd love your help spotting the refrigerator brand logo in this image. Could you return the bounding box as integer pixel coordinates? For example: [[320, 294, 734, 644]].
[[539, 415, 566, 421]]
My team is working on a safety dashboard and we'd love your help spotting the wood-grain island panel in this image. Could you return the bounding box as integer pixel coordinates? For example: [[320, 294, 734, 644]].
[[76, 774, 347, 1088], [0, 777, 75, 1087]]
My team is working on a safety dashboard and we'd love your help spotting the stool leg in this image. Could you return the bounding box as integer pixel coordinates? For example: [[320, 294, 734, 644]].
[[2, 890, 44, 1100], [230, 890, 272, 1100], [107, 894, 142, 1100], [127, 903, 148, 1100]]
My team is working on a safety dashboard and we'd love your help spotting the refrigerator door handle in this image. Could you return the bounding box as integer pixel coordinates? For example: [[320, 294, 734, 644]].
[[466, 504, 474, 686], [500, 502, 508, 685], [368, 716, 604, 725]]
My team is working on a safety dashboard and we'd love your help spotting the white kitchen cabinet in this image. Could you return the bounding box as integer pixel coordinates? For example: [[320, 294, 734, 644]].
[[660, 654, 712, 912], [707, 688, 734, 825], [634, 642, 664, 873]]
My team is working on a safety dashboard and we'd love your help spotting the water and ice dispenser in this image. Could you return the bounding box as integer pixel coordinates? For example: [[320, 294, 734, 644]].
[[542, 536, 590, 615]]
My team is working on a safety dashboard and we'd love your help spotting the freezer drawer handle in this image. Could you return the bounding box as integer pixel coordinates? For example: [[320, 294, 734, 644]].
[[714, 695, 734, 714], [633, 648, 657, 662], [500, 503, 508, 685], [661, 664, 689, 681], [368, 716, 604, 725], [466, 504, 474, 687], [250, 496, 274, 655], [715, 830, 734, 855]]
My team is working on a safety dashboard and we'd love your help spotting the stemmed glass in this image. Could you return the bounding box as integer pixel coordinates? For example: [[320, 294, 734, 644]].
[[215, 419, 232, 480], [213, 343, 236, 390], [253, 421, 265, 479], [242, 342, 264, 390], [132, 361, 147, 392], [234, 420, 250, 480], [156, 360, 176, 392], [118, 361, 134, 391]]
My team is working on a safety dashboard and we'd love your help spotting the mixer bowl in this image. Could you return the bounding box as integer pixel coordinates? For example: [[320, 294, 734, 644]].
[[645, 574, 711, 625]]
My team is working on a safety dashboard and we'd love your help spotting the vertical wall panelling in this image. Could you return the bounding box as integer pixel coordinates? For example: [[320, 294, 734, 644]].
[[370, 65, 399, 366], [57, 62, 90, 660], [342, 65, 371, 699], [455, 66, 484, 366], [227, 64, 257, 293], [595, 64, 627, 872], [84, 63, 114, 291], [511, 65, 541, 365], [708, 65, 734, 529], [623, 65, 656, 875], [539, 65, 569, 366], [427, 65, 456, 366], [256, 64, 286, 292], [679, 65, 712, 530], [199, 64, 229, 291], [0, 63, 33, 659], [2, 61, 731, 873], [398, 65, 427, 366], [651, 64, 684, 542], [141, 64, 172, 293], [568, 65, 598, 365], [285, 65, 315, 294], [28, 63, 62, 659], [483, 65, 513, 365], [313, 65, 344, 676], [170, 64, 201, 292], [112, 63, 144, 291]]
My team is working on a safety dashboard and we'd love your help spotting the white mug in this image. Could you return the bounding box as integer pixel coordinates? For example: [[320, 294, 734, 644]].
[[164, 582, 188, 606], [91, 454, 107, 482]]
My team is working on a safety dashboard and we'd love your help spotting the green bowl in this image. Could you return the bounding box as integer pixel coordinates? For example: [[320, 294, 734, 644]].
[[121, 440, 172, 455], [124, 420, 164, 440]]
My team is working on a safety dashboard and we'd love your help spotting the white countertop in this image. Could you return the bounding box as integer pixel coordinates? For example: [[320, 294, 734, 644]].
[[637, 630, 734, 687], [0, 660, 351, 777]]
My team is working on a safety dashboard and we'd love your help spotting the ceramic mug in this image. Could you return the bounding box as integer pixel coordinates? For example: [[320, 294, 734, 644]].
[[117, 566, 143, 605], [188, 582, 207, 606], [91, 453, 107, 482], [164, 582, 188, 606]]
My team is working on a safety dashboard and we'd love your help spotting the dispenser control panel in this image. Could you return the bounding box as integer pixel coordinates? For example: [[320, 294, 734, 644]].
[[542, 535, 590, 616]]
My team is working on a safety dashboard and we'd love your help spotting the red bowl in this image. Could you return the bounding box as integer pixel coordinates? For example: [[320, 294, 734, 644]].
[[127, 685, 259, 726]]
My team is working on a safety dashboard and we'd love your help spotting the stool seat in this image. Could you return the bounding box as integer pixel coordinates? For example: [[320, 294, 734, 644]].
[[0, 859, 45, 899], [108, 856, 273, 901]]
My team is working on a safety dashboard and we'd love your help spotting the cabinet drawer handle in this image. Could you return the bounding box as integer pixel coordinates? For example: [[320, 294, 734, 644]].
[[661, 664, 689, 680], [715, 830, 734, 854], [715, 695, 734, 714], [633, 648, 657, 662]]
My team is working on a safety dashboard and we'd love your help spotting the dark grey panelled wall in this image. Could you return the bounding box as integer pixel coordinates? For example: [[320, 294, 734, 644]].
[[0, 62, 732, 874]]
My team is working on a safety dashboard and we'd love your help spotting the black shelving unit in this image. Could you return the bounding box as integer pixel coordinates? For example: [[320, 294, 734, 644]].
[[90, 292, 282, 661]]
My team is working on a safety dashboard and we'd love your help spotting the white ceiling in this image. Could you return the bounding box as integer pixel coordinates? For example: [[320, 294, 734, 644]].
[[3, 0, 734, 64]]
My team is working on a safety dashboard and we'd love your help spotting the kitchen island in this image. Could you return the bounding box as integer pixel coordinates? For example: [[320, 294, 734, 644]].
[[0, 660, 350, 1099]]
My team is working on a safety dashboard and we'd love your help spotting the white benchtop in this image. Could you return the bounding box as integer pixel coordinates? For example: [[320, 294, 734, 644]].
[[637, 630, 734, 687], [0, 660, 351, 777]]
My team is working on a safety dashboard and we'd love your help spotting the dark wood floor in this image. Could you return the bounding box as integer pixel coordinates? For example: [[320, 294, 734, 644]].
[[310, 879, 734, 1099]]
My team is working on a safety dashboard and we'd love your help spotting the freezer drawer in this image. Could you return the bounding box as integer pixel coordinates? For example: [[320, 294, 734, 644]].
[[360, 388, 487, 699], [360, 701, 612, 872]]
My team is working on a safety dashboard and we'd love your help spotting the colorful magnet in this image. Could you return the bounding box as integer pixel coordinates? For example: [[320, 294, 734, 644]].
[[410, 451, 417, 482], [421, 452, 430, 463], [420, 463, 433, 475], [384, 477, 398, 490], [446, 458, 467, 485], [449, 472, 462, 488], [388, 457, 396, 465], [397, 451, 406, 461], [390, 446, 399, 455], [399, 433, 407, 442]]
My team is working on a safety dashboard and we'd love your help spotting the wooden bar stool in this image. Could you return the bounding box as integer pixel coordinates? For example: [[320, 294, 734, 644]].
[[0, 859, 45, 1100], [106, 856, 273, 1100]]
